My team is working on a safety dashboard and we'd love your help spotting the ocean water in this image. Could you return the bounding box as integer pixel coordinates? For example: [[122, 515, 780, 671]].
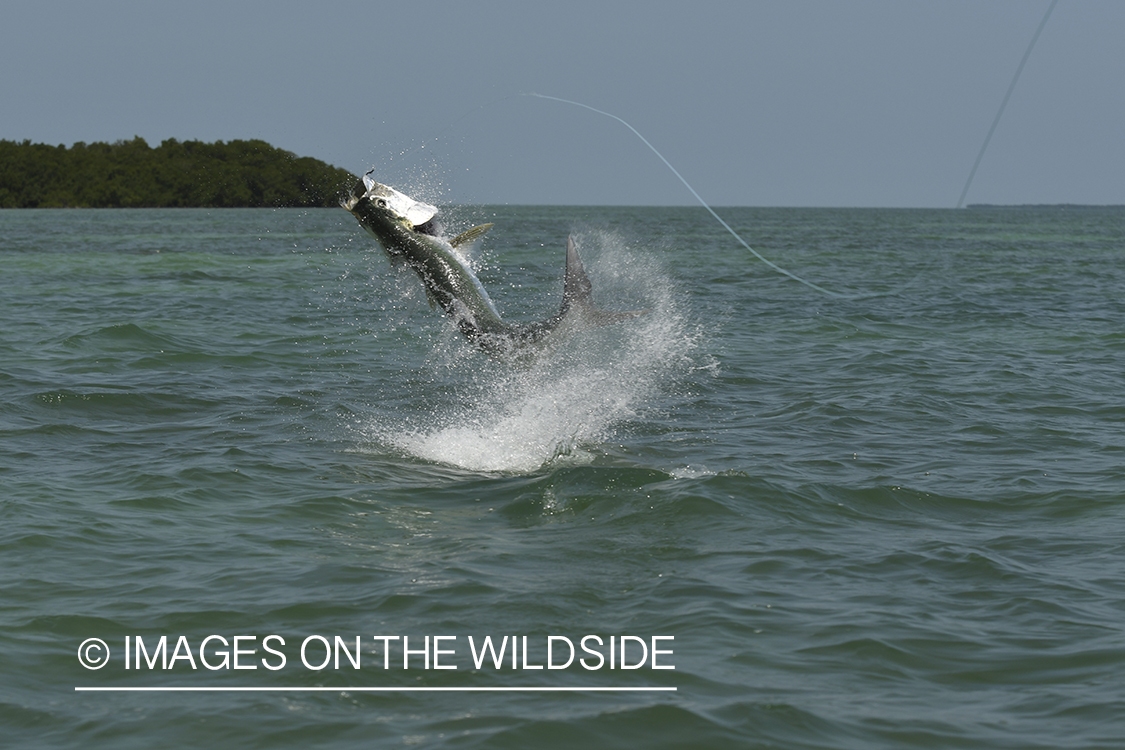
[[1, 204, 1123, 749]]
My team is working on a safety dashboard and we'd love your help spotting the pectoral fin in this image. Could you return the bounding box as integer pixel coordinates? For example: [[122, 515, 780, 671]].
[[450, 223, 494, 249]]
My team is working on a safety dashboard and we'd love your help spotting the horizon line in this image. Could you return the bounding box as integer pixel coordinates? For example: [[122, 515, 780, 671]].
[[76, 686, 677, 693], [7, 203, 1124, 211]]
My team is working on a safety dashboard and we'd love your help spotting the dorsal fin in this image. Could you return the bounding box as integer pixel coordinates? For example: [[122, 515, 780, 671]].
[[450, 223, 493, 249]]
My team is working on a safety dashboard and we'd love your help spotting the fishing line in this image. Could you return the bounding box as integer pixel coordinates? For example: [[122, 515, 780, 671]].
[[957, 0, 1058, 208], [526, 92, 857, 299], [384, 92, 874, 298]]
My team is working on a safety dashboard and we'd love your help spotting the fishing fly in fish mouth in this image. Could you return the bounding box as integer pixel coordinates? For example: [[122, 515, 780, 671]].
[[342, 174, 646, 356]]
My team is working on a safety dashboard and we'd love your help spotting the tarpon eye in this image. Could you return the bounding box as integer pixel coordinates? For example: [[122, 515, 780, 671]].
[[375, 198, 388, 208]]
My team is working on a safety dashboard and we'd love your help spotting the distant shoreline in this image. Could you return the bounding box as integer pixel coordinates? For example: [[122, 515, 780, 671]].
[[0, 138, 356, 209]]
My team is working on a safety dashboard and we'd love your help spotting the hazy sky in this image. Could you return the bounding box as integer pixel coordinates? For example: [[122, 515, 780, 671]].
[[2, 1, 1121, 206]]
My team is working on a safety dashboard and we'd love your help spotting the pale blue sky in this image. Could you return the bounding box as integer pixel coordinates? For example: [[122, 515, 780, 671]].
[[2, 0, 1121, 206]]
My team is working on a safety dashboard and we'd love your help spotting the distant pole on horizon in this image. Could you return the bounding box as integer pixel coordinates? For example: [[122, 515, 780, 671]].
[[957, 0, 1059, 208]]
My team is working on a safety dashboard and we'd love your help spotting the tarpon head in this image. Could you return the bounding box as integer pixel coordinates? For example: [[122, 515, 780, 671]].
[[342, 174, 440, 256]]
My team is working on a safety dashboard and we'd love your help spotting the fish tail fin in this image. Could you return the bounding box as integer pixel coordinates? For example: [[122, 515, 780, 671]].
[[560, 236, 649, 324], [561, 235, 594, 314]]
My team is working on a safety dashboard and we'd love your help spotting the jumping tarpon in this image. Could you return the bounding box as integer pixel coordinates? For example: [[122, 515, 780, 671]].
[[342, 174, 643, 356]]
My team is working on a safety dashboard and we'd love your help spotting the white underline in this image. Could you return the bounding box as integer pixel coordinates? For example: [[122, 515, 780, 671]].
[[75, 686, 676, 692]]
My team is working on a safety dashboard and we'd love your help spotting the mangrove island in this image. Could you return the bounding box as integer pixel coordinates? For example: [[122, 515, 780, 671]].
[[0, 137, 357, 208]]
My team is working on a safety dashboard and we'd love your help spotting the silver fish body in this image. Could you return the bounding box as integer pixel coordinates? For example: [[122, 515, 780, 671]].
[[343, 175, 640, 355]]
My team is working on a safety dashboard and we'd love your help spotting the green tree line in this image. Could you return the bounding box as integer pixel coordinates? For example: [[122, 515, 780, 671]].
[[0, 137, 357, 208]]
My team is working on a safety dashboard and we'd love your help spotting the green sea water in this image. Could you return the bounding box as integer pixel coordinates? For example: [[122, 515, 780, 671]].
[[1, 205, 1123, 749]]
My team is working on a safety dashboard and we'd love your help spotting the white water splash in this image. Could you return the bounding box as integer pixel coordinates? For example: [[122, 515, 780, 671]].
[[364, 233, 695, 474]]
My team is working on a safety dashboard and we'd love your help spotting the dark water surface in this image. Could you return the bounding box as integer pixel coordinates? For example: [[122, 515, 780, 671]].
[[2, 206, 1123, 748]]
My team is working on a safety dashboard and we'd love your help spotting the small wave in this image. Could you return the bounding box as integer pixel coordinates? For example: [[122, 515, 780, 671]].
[[61, 322, 188, 354]]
